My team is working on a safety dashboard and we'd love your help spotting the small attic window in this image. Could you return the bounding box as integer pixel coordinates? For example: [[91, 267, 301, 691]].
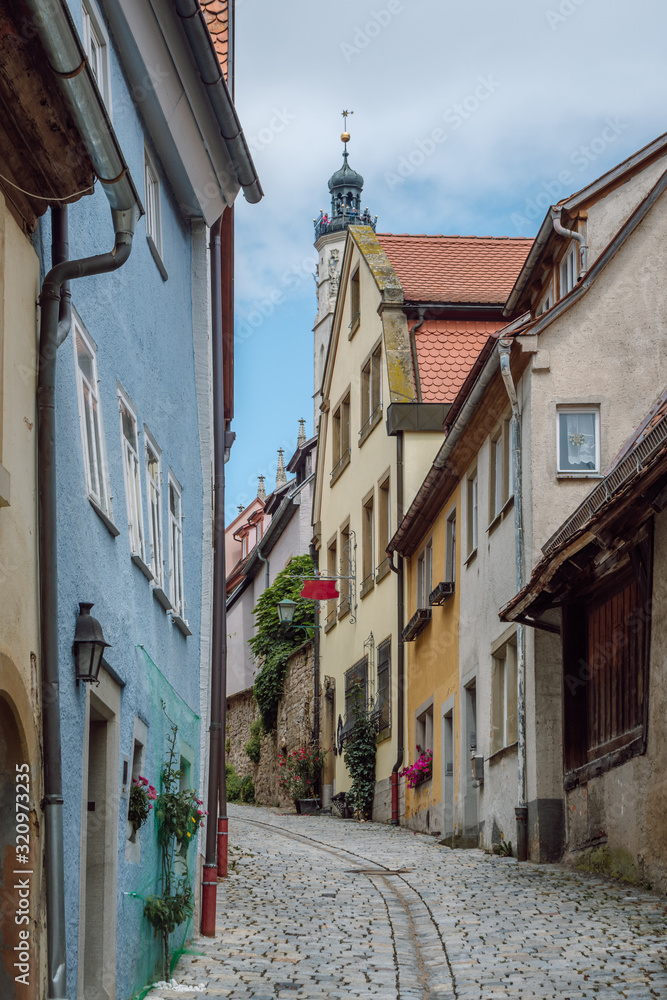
[[349, 268, 360, 335]]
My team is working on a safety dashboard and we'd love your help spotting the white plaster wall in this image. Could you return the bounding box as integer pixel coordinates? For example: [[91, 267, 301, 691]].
[[526, 185, 667, 566], [457, 426, 521, 847], [586, 153, 667, 265]]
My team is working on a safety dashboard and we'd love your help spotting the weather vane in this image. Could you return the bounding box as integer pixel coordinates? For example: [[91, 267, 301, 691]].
[[341, 109, 353, 144]]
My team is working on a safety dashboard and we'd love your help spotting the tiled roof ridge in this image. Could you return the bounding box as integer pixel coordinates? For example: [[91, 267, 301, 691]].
[[376, 232, 533, 242]]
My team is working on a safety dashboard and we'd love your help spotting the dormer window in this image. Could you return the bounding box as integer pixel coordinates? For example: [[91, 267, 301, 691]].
[[560, 245, 577, 297], [537, 285, 553, 316]]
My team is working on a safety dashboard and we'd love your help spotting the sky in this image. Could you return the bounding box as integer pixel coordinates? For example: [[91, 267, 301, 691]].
[[226, 0, 667, 520]]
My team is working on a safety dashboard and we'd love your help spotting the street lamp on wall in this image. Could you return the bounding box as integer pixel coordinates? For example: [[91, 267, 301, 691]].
[[276, 599, 297, 625], [73, 602, 111, 685]]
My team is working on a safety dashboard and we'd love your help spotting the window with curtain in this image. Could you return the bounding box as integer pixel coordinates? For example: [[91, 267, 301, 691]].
[[558, 409, 599, 473]]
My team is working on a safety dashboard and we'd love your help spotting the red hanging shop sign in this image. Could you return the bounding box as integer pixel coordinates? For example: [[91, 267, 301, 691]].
[[300, 578, 339, 600]]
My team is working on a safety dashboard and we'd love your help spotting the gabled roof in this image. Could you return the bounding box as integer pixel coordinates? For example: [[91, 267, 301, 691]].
[[415, 319, 508, 403], [505, 132, 667, 316], [375, 234, 532, 305]]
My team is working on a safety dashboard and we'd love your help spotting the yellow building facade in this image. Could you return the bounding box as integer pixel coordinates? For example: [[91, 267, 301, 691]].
[[402, 483, 461, 835]]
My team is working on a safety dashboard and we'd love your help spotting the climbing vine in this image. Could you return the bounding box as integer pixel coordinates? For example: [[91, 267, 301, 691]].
[[343, 681, 377, 820], [248, 555, 314, 731], [143, 703, 206, 981]]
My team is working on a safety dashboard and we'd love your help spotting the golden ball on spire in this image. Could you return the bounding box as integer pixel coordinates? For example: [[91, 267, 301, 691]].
[[341, 131, 350, 143]]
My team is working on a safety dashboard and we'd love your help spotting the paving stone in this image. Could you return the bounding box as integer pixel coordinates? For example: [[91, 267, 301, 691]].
[[143, 805, 667, 1000]]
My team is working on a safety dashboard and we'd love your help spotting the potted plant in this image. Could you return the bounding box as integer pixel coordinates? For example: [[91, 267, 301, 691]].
[[399, 745, 433, 789], [128, 775, 157, 840], [278, 744, 328, 812]]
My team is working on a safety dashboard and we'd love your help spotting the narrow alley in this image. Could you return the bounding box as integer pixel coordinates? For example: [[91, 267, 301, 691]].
[[145, 806, 667, 1000]]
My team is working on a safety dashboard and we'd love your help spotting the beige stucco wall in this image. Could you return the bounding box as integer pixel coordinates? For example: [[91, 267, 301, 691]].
[[0, 194, 44, 1000], [318, 241, 398, 802], [522, 184, 667, 566], [585, 152, 667, 265]]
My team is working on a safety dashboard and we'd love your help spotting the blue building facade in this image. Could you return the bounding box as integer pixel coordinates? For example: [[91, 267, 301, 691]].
[[29, 1, 259, 996]]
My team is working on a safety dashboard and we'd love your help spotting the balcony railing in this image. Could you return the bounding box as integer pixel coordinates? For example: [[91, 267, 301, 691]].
[[314, 209, 377, 241], [330, 447, 351, 483]]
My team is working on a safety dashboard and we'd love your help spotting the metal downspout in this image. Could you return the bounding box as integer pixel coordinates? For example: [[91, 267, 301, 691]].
[[551, 206, 588, 278], [203, 216, 225, 928], [409, 311, 424, 402], [256, 548, 270, 589], [498, 340, 527, 862], [391, 431, 405, 824], [309, 543, 321, 751]]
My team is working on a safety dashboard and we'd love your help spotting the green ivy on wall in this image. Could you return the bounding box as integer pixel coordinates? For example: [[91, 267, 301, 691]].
[[248, 554, 314, 731]]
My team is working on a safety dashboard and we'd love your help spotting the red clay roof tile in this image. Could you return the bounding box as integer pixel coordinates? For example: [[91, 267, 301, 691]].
[[415, 319, 506, 402], [201, 0, 229, 79], [375, 233, 533, 304]]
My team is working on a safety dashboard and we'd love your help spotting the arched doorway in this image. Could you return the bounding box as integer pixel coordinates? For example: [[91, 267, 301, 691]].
[[0, 694, 34, 1000]]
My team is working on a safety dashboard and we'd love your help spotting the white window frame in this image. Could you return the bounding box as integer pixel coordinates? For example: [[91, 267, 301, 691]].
[[417, 537, 433, 608], [466, 470, 478, 557], [144, 146, 162, 258], [559, 245, 577, 298], [73, 316, 113, 518], [556, 407, 600, 476], [489, 419, 512, 523], [536, 283, 553, 316], [117, 386, 146, 561], [81, 0, 112, 113], [144, 427, 164, 588], [168, 471, 186, 619], [491, 635, 518, 755], [445, 507, 456, 584]]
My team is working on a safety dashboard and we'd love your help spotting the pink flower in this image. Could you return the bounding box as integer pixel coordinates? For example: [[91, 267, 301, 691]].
[[197, 809, 204, 816], [205, 810, 209, 815]]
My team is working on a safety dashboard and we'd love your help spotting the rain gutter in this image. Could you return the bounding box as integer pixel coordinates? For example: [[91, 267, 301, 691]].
[[174, 0, 263, 204], [25, 2, 142, 996]]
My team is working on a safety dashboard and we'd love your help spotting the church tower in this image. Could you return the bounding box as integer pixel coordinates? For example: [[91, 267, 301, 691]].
[[313, 113, 376, 424]]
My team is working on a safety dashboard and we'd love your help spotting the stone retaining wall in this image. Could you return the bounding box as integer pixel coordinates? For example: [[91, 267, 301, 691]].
[[226, 641, 316, 807]]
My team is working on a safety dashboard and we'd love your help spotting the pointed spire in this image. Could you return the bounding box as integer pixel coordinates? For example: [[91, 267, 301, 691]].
[[297, 419, 307, 447], [275, 448, 286, 488], [257, 475, 266, 502]]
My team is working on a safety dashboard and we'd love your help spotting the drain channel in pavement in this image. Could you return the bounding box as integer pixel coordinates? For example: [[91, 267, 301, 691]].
[[346, 867, 413, 875]]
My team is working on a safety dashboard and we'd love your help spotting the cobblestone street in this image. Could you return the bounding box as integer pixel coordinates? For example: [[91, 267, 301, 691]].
[[145, 805, 667, 1000]]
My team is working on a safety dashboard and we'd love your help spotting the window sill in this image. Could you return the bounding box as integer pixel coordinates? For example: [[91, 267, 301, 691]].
[[324, 610, 337, 634], [464, 547, 477, 568], [360, 574, 374, 599], [358, 406, 382, 447], [412, 773, 432, 789], [556, 472, 602, 480], [0, 462, 10, 507], [488, 741, 518, 765], [375, 558, 391, 585], [152, 585, 173, 612], [564, 729, 645, 790], [171, 613, 192, 637], [376, 726, 391, 745], [487, 495, 514, 535], [348, 312, 360, 339], [131, 553, 154, 581], [338, 600, 351, 621], [147, 235, 168, 281], [330, 449, 351, 486], [88, 497, 120, 537]]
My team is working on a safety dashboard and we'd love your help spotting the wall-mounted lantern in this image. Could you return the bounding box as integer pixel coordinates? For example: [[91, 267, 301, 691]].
[[73, 602, 110, 685], [276, 599, 297, 625]]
